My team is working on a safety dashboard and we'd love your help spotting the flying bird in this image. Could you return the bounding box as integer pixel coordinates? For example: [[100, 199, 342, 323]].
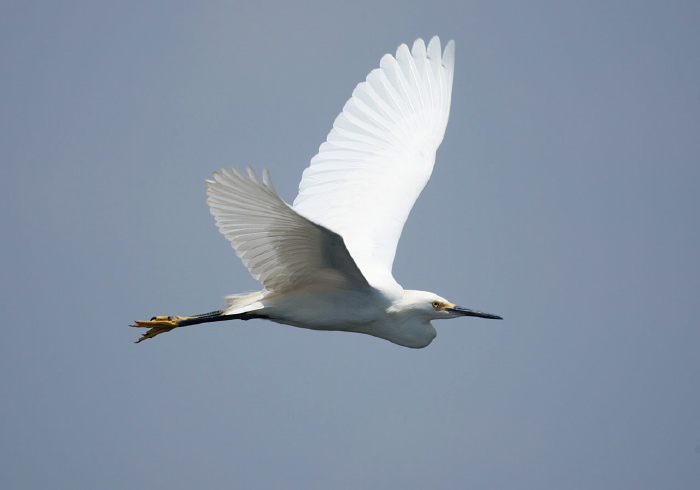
[[133, 36, 502, 348]]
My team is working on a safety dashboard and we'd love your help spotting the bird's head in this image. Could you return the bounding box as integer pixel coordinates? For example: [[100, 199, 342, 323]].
[[398, 290, 503, 321]]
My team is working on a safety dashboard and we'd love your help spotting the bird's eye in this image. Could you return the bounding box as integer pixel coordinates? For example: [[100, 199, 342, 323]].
[[432, 301, 442, 309]]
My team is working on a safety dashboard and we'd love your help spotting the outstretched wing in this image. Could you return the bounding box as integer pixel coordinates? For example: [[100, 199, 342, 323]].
[[293, 37, 455, 290], [206, 167, 370, 293]]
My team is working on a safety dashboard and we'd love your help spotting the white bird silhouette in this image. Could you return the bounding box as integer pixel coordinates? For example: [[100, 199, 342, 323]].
[[133, 36, 501, 348]]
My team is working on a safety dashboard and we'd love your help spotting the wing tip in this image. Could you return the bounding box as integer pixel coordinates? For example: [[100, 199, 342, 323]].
[[442, 39, 456, 71]]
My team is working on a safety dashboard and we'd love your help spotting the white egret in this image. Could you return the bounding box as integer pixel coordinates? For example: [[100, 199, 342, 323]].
[[133, 36, 502, 348]]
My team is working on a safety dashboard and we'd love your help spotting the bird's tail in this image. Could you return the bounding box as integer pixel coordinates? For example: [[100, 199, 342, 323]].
[[224, 291, 266, 315]]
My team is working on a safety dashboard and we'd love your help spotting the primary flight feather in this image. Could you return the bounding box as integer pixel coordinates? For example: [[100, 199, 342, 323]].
[[133, 36, 502, 348]]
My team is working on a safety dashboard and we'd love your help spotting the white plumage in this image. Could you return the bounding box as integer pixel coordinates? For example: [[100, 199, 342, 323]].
[[133, 37, 501, 348]]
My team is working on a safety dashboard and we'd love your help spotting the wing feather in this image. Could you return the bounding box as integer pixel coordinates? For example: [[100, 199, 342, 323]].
[[293, 37, 455, 290], [206, 167, 370, 293]]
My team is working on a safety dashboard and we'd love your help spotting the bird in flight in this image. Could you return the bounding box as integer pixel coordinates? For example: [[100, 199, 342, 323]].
[[133, 36, 502, 348]]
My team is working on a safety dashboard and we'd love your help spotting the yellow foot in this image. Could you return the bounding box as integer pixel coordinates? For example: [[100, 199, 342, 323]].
[[131, 316, 183, 343]]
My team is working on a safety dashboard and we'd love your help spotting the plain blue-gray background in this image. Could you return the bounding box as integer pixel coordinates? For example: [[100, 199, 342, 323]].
[[2, 1, 698, 488]]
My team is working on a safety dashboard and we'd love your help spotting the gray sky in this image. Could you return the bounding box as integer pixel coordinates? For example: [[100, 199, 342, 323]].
[[2, 1, 699, 488]]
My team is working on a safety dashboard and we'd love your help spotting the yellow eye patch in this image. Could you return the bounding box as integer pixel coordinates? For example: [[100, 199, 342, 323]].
[[432, 301, 455, 310]]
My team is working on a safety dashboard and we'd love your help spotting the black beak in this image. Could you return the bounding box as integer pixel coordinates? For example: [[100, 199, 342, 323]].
[[447, 306, 503, 320]]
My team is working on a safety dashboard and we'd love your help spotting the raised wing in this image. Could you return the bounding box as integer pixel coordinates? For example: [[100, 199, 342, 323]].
[[293, 37, 455, 290], [206, 167, 370, 293]]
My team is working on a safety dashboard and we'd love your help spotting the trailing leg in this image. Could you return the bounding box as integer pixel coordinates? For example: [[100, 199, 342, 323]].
[[131, 310, 266, 343]]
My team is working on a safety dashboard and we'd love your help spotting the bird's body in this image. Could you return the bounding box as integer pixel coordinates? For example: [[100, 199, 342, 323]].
[[238, 287, 435, 348], [133, 36, 502, 348]]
